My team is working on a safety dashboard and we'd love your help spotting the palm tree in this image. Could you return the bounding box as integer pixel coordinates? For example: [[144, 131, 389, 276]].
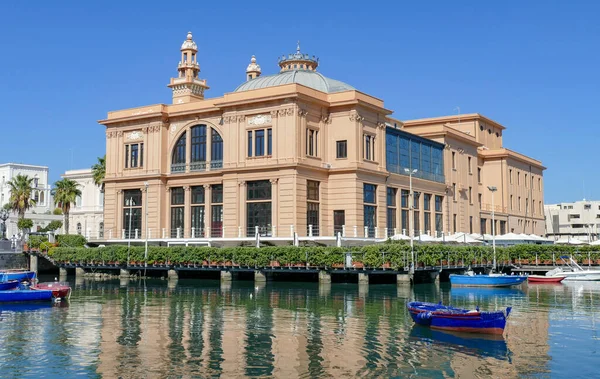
[[91, 155, 105, 192], [52, 178, 81, 235], [7, 174, 36, 219]]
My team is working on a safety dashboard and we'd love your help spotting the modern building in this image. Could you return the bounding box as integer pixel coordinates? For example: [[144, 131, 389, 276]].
[[99, 32, 545, 242], [0, 163, 62, 236], [544, 200, 600, 242], [62, 168, 104, 238]]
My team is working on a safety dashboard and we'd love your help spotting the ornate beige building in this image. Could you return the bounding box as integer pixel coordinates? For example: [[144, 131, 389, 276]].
[[99, 32, 545, 242]]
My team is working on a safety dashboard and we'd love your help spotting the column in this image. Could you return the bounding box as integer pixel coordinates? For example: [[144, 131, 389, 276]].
[[165, 187, 171, 238], [238, 181, 246, 236], [270, 178, 279, 236], [116, 190, 123, 235], [204, 184, 211, 237], [184, 186, 191, 238]]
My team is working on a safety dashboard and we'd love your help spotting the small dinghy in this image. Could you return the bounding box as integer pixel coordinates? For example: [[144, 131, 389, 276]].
[[407, 301, 512, 335], [0, 289, 53, 303], [0, 280, 20, 291], [31, 282, 71, 300], [0, 270, 36, 282], [527, 275, 565, 283]]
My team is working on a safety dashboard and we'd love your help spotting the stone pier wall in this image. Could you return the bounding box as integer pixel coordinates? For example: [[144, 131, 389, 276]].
[[0, 253, 28, 270]]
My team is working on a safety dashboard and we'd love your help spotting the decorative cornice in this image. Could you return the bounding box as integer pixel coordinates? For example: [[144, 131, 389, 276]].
[[349, 111, 364, 122], [270, 110, 278, 117], [247, 114, 272, 126], [321, 114, 331, 124], [269, 178, 279, 184], [376, 121, 386, 129], [127, 131, 143, 140], [298, 109, 308, 118]]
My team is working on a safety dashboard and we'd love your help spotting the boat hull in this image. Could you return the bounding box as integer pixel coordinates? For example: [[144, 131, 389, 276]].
[[407, 301, 510, 335], [0, 271, 36, 282], [0, 280, 20, 290], [31, 282, 71, 299], [528, 275, 565, 283], [0, 289, 53, 302], [450, 274, 527, 287]]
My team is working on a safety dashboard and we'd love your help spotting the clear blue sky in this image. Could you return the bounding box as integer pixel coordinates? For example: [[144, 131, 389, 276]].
[[0, 1, 597, 204]]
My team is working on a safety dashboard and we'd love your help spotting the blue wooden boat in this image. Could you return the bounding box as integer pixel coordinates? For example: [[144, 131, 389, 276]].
[[449, 273, 527, 287], [0, 271, 36, 282], [407, 301, 512, 335], [0, 280, 19, 291], [0, 289, 53, 302]]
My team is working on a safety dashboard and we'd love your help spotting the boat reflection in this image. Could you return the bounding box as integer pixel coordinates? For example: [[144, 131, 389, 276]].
[[0, 302, 53, 313], [451, 287, 524, 301], [409, 325, 511, 361]]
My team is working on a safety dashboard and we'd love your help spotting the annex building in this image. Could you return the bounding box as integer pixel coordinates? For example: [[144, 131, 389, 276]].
[[99, 32, 545, 242]]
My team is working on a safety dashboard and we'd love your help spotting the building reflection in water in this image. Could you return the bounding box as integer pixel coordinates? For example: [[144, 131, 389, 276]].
[[86, 280, 561, 378]]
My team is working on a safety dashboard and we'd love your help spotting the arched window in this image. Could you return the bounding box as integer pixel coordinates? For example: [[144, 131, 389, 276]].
[[171, 132, 187, 172], [39, 191, 45, 205], [76, 222, 82, 235], [211, 128, 223, 168], [190, 125, 207, 171], [34, 191, 39, 203]]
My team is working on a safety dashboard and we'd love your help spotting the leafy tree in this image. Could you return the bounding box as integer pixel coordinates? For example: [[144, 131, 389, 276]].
[[52, 208, 63, 215], [51, 178, 81, 235], [17, 218, 33, 230], [40, 220, 63, 233], [92, 155, 105, 193], [7, 174, 36, 219]]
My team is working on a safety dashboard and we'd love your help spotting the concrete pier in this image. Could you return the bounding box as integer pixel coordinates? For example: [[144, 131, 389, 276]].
[[358, 272, 369, 285], [318, 270, 331, 284], [119, 268, 130, 278], [59, 267, 68, 278], [254, 270, 267, 282], [29, 254, 38, 275], [221, 270, 232, 282], [397, 273, 412, 286], [167, 269, 178, 280], [75, 267, 86, 277]]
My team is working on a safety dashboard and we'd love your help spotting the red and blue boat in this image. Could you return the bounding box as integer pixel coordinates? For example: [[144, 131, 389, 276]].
[[407, 301, 512, 335], [449, 273, 527, 287], [0, 288, 53, 302]]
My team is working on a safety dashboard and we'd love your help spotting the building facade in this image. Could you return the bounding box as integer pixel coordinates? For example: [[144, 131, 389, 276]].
[[62, 168, 104, 238], [99, 33, 545, 241], [0, 163, 62, 236], [545, 200, 600, 242]]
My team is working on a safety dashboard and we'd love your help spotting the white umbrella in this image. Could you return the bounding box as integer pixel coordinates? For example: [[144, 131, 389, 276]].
[[446, 232, 484, 244], [416, 234, 437, 243], [555, 236, 586, 245], [590, 240, 600, 246]]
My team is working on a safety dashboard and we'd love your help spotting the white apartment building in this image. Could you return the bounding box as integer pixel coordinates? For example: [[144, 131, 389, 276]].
[[544, 200, 600, 242], [0, 163, 63, 236], [62, 168, 104, 239]]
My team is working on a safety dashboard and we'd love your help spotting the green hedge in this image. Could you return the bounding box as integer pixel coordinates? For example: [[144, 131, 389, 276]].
[[28, 235, 48, 249], [47, 243, 600, 269], [56, 234, 87, 248]]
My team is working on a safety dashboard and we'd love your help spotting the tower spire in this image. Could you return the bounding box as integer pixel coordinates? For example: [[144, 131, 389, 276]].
[[167, 31, 209, 104]]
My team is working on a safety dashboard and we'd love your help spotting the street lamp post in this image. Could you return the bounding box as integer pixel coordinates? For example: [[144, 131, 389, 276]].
[[405, 168, 418, 273], [144, 182, 149, 275], [488, 186, 497, 272]]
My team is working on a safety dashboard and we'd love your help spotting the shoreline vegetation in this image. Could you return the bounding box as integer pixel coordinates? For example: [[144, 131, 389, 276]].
[[39, 242, 600, 269]]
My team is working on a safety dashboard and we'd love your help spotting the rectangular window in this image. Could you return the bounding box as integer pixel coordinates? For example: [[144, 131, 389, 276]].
[[191, 186, 205, 204], [510, 169, 513, 184], [364, 134, 372, 160], [424, 212, 431, 234], [469, 216, 473, 234], [211, 204, 223, 237], [364, 205, 377, 237], [307, 202, 320, 235], [435, 195, 443, 212], [525, 174, 528, 188], [518, 172, 520, 185], [307, 180, 320, 201], [480, 218, 487, 234], [478, 168, 481, 183], [402, 209, 409, 233], [267, 128, 272, 155], [468, 157, 472, 174], [453, 183, 457, 201], [469, 186, 472, 204], [413, 191, 420, 209], [247, 131, 253, 157], [255, 129, 265, 156], [336, 140, 347, 159], [125, 145, 129, 168], [212, 184, 223, 203], [171, 187, 185, 205], [452, 151, 456, 169], [435, 213, 443, 235], [247, 181, 271, 200], [191, 205, 205, 237], [518, 196, 521, 211], [307, 129, 317, 157], [500, 220, 506, 235], [478, 194, 482, 208], [423, 193, 431, 211], [401, 189, 409, 208], [387, 187, 396, 206], [510, 195, 513, 210], [130, 144, 138, 168], [333, 210, 345, 236], [122, 189, 142, 239], [385, 128, 445, 183], [363, 183, 377, 204], [140, 143, 144, 168], [414, 211, 420, 235], [453, 214, 457, 233]]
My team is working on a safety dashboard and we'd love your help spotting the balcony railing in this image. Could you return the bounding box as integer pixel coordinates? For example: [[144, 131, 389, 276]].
[[170, 161, 223, 174], [481, 203, 507, 213], [170, 163, 186, 173]]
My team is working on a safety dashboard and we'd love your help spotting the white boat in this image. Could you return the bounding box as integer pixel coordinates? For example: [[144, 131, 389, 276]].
[[546, 257, 600, 281]]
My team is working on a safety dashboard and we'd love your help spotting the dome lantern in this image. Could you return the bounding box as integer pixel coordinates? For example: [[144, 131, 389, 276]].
[[246, 55, 262, 81], [277, 41, 319, 72]]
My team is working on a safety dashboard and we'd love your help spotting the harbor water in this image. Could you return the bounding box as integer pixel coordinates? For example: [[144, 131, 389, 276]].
[[0, 277, 599, 378]]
